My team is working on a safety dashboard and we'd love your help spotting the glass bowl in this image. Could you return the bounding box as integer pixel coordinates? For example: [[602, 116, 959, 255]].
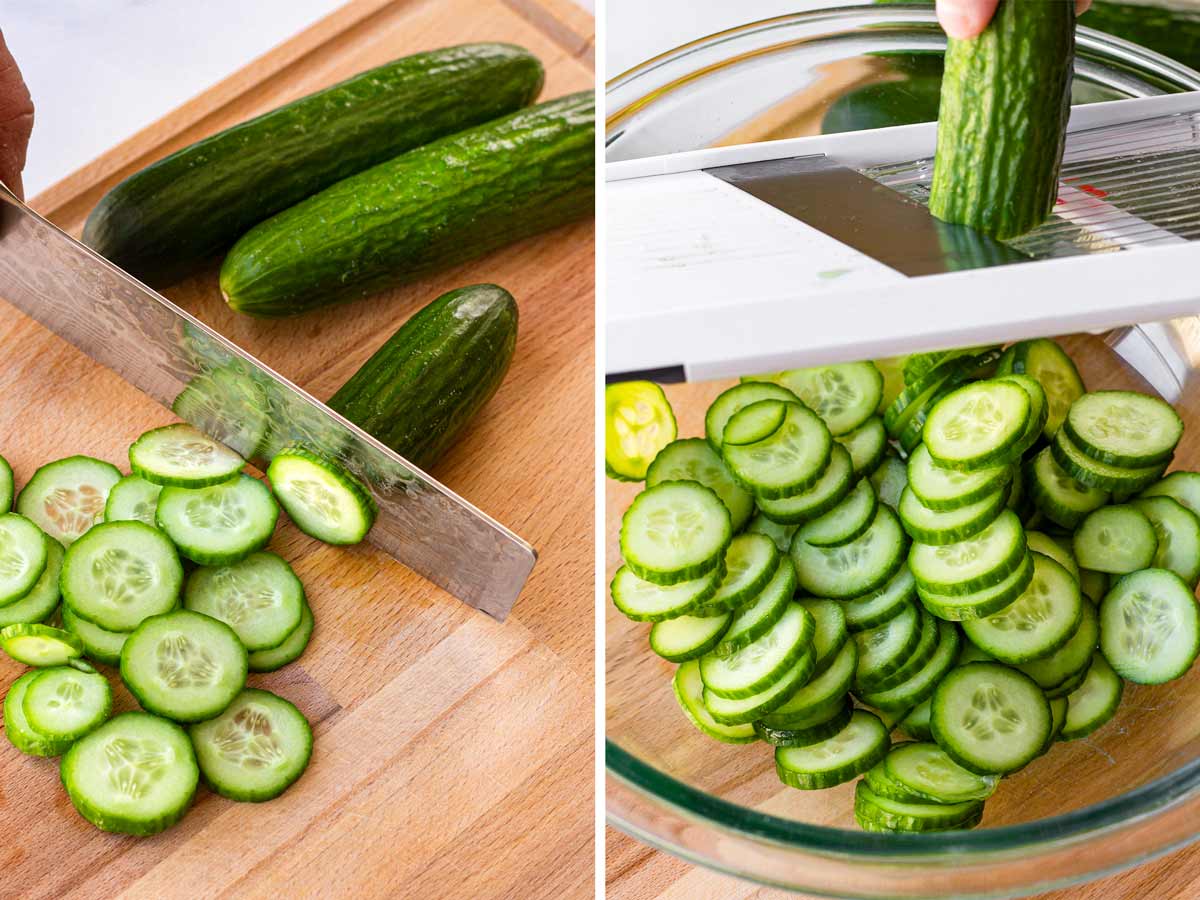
[[605, 8, 1200, 897]]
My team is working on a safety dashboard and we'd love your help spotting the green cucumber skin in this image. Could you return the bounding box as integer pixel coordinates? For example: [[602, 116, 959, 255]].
[[930, 0, 1075, 239], [328, 284, 517, 470], [221, 92, 595, 318], [83, 44, 545, 283]]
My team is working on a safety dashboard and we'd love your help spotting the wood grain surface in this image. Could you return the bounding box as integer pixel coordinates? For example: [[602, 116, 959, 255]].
[[1, 1, 595, 897]]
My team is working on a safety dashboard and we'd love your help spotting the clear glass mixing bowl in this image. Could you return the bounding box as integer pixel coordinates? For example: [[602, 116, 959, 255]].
[[605, 7, 1200, 897]]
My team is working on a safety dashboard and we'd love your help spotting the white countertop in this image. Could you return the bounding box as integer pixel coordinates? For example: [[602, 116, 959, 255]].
[[5, 0, 593, 198]]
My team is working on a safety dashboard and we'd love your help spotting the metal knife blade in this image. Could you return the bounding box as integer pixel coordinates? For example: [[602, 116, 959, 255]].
[[0, 185, 536, 621]]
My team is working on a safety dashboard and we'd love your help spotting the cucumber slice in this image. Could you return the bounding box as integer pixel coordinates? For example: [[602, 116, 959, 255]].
[[1079, 567, 1109, 604], [703, 650, 814, 725], [761, 639, 856, 728], [1052, 429, 1167, 493], [859, 606, 938, 693], [606, 381, 677, 481], [0, 538, 63, 628], [923, 381, 1030, 472], [699, 603, 813, 699], [792, 505, 907, 599], [898, 483, 1009, 546], [130, 423, 244, 488], [866, 758, 924, 802], [1139, 471, 1200, 517], [775, 710, 889, 790], [647, 438, 754, 531], [0, 453, 11, 513], [649, 612, 731, 663], [722, 402, 833, 500], [61, 521, 183, 632], [1043, 695, 1069, 753], [745, 514, 797, 554], [837, 417, 888, 478], [62, 606, 128, 667], [184, 552, 305, 651], [1065, 391, 1182, 469], [853, 601, 920, 689], [673, 659, 757, 744], [844, 565, 917, 632], [861, 621, 961, 714], [156, 474, 279, 566], [723, 399, 787, 446], [898, 699, 933, 741], [906, 444, 1012, 512], [999, 338, 1085, 439], [1099, 568, 1200, 684], [61, 711, 199, 835], [930, 662, 1051, 775], [267, 448, 376, 545], [103, 475, 163, 527], [796, 477, 877, 548], [994, 373, 1048, 457], [718, 557, 794, 653], [16, 456, 121, 546], [706, 382, 797, 452], [754, 696, 853, 747], [618, 482, 732, 586], [610, 562, 723, 622], [768, 362, 883, 436], [1073, 505, 1158, 574], [22, 665, 111, 741], [247, 603, 313, 673], [172, 364, 270, 461], [963, 553, 1083, 664], [0, 623, 82, 666], [756, 445, 853, 525], [189, 688, 312, 801], [1025, 531, 1080, 584], [121, 609, 248, 722], [1017, 599, 1099, 691], [4, 670, 73, 757], [918, 551, 1034, 622], [885, 349, 1003, 437], [1132, 496, 1200, 588], [909, 510, 1025, 595], [0, 514, 48, 606], [884, 741, 999, 803], [697, 533, 777, 615], [798, 596, 849, 674], [854, 782, 983, 833], [870, 455, 908, 511], [1045, 662, 1091, 700], [1029, 445, 1110, 529], [1060, 652, 1124, 741]]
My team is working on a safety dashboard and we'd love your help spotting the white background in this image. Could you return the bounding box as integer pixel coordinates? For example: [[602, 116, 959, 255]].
[[4, 0, 593, 197]]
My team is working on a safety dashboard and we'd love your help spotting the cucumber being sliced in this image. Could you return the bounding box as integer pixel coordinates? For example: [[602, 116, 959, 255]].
[[798, 596, 849, 674], [267, 448, 377, 545], [931, 662, 1051, 775], [998, 339, 1085, 439], [1132, 496, 1200, 588], [962, 553, 1083, 664], [1072, 505, 1157, 574], [1065, 391, 1182, 469], [673, 659, 757, 744], [923, 381, 1030, 472], [870, 455, 908, 511], [0, 538, 63, 628], [1052, 429, 1167, 494], [61, 711, 199, 835], [619, 481, 732, 586], [837, 417, 888, 478], [649, 612, 731, 663], [184, 552, 305, 652], [697, 533, 778, 615], [156, 474, 279, 566], [0, 623, 82, 666], [792, 505, 907, 599], [120, 609, 248, 722], [172, 364, 270, 461], [1139, 471, 1200, 518], [1028, 447, 1109, 530], [756, 444, 853, 525], [61, 521, 183, 632], [605, 380, 677, 481], [4, 670, 74, 757], [767, 362, 883, 436], [884, 741, 999, 804], [103, 475, 163, 527], [62, 606, 128, 667], [1099, 568, 1200, 684], [1060, 652, 1123, 741], [130, 424, 245, 488], [189, 688, 312, 801], [0, 514, 48, 606], [844, 565, 917, 632], [699, 603, 813, 699], [705, 382, 797, 452], [22, 665, 111, 742], [858, 619, 960, 712], [796, 477, 877, 548], [761, 639, 856, 728], [898, 483, 1008, 546], [722, 402, 833, 500], [17, 456, 121, 546], [918, 551, 1034, 622], [247, 603, 313, 673], [703, 649, 814, 725], [775, 710, 889, 790], [1017, 599, 1099, 691], [647, 438, 754, 531], [909, 510, 1025, 596], [718, 557, 795, 653], [610, 562, 724, 622], [854, 782, 983, 833], [906, 444, 1012, 512]]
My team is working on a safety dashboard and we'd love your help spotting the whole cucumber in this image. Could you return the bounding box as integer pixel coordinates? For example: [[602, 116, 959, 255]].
[[930, 0, 1075, 239], [328, 283, 518, 470], [220, 91, 594, 317], [83, 44, 545, 283]]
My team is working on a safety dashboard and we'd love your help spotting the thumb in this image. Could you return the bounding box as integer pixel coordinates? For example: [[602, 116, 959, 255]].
[[938, 0, 1002, 39]]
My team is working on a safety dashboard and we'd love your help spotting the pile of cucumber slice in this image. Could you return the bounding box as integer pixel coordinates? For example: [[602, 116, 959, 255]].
[[1, 422, 376, 835], [611, 337, 1200, 833]]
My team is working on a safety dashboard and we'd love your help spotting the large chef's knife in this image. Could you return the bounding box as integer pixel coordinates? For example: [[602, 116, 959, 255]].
[[0, 185, 536, 621]]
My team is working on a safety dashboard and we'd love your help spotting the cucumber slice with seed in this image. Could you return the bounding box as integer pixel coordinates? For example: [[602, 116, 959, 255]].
[[1065, 391, 1181, 469], [1017, 599, 1099, 691], [883, 741, 999, 804], [267, 448, 376, 546], [606, 381, 677, 481], [854, 781, 983, 832], [697, 533, 777, 615], [0, 623, 82, 666], [23, 666, 111, 741], [16, 456, 121, 546], [1139, 471, 1200, 517], [722, 402, 833, 500], [994, 373, 1048, 457], [673, 659, 757, 744], [703, 649, 814, 725], [184, 551, 305, 651], [858, 619, 961, 712], [1132, 496, 1200, 588], [62, 606, 128, 667], [853, 601, 920, 689], [1060, 651, 1123, 741], [0, 513, 48, 606], [754, 696, 852, 747], [998, 339, 1084, 439], [157, 474, 279, 566], [761, 639, 856, 728], [906, 444, 1012, 512], [706, 382, 797, 452], [0, 538, 62, 628], [797, 477, 877, 548], [775, 709, 889, 790], [870, 455, 908, 511], [718, 556, 794, 653], [723, 399, 786, 446], [1073, 505, 1157, 574], [647, 438, 753, 531], [924, 381, 1030, 472], [1099, 568, 1199, 684], [898, 483, 1008, 546], [917, 551, 1033, 622], [699, 603, 813, 699], [756, 445, 853, 525], [103, 475, 163, 527], [1029, 447, 1109, 529], [247, 603, 313, 673], [4, 670, 73, 756], [610, 562, 723, 622], [745, 514, 797, 554], [130, 424, 244, 488], [766, 362, 883, 436], [1052, 429, 1166, 493], [650, 612, 730, 663], [837, 416, 887, 478], [844, 565, 917, 632], [792, 505, 907, 599], [619, 481, 732, 586], [910, 510, 1025, 595]]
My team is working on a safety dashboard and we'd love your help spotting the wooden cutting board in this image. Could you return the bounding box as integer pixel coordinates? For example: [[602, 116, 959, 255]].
[[0, 1, 594, 897]]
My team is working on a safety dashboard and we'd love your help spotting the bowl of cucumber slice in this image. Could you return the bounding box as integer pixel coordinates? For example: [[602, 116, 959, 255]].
[[607, 323, 1200, 897], [605, 5, 1200, 162]]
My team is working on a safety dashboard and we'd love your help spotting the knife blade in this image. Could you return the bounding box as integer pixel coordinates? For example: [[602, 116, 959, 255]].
[[0, 185, 536, 621]]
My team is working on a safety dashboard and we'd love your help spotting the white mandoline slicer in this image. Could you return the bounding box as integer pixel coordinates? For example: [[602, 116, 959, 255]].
[[606, 92, 1200, 385]]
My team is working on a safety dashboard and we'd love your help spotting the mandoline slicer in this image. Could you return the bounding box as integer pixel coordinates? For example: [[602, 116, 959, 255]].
[[606, 92, 1200, 384]]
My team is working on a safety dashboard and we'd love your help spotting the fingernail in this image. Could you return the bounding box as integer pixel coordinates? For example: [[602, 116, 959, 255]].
[[939, 0, 979, 39]]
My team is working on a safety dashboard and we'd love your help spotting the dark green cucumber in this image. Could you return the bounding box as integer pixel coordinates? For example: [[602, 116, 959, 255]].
[[83, 44, 544, 283], [328, 284, 517, 470], [929, 0, 1075, 239], [221, 92, 594, 317]]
